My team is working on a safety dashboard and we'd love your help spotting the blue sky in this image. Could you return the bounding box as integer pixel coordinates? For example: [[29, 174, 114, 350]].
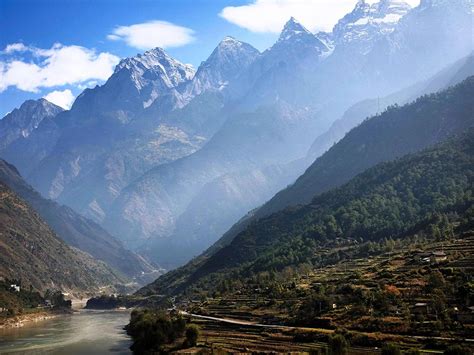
[[0, 0, 420, 117]]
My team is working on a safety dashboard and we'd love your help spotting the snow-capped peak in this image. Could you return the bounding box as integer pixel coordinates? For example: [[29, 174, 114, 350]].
[[279, 17, 313, 42], [113, 47, 195, 95], [0, 98, 63, 148], [116, 47, 194, 79], [219, 36, 241, 47], [333, 0, 412, 44], [185, 36, 259, 97]]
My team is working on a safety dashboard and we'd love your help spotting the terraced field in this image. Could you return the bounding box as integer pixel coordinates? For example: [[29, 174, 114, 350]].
[[178, 234, 474, 353]]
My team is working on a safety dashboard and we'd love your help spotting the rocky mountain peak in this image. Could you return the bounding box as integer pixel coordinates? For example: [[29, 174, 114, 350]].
[[267, 17, 330, 59], [217, 36, 242, 48], [0, 98, 63, 150], [186, 37, 259, 97], [333, 0, 411, 44], [279, 17, 313, 42], [76, 47, 197, 112], [114, 47, 195, 90]]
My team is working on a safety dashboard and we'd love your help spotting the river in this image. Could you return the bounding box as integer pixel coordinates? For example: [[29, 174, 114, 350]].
[[0, 309, 132, 354]]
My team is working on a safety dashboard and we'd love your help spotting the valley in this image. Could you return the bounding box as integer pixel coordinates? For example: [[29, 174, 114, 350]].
[[0, 0, 472, 353]]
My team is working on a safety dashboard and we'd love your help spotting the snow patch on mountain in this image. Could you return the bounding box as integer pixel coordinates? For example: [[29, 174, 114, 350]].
[[333, 0, 412, 44], [114, 47, 195, 109], [185, 36, 259, 98]]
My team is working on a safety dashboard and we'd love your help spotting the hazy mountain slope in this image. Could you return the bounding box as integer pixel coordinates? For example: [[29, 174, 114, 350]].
[[308, 53, 474, 160], [0, 159, 155, 280], [17, 49, 200, 222], [141, 76, 474, 293], [0, 182, 124, 293], [14, 40, 258, 225], [230, 0, 472, 130], [207, 69, 474, 254], [140, 128, 474, 296], [0, 100, 64, 176], [147, 163, 301, 268], [0, 99, 63, 151], [105, 103, 313, 251], [1, 112, 62, 179], [228, 17, 331, 110], [260, 77, 474, 215]]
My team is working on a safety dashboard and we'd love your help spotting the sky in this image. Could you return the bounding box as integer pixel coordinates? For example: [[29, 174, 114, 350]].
[[0, 0, 421, 117]]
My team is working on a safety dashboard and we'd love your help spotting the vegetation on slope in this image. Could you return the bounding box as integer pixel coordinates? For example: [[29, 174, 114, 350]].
[[142, 129, 473, 296], [140, 77, 474, 296], [213, 75, 474, 252], [0, 278, 72, 324], [125, 309, 200, 353], [0, 182, 124, 293], [0, 159, 155, 281]]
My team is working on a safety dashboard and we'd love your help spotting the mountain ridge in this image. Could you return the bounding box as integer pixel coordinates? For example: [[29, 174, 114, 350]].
[[0, 159, 157, 282], [0, 181, 125, 293]]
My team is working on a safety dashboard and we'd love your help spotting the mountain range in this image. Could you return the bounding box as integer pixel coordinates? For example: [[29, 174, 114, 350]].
[[0, 0, 472, 271]]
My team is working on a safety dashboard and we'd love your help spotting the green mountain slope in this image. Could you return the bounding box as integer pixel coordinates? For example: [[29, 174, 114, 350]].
[[0, 160, 156, 281], [140, 77, 474, 295], [0, 182, 124, 293], [262, 77, 474, 214], [143, 130, 473, 296], [210, 75, 474, 253]]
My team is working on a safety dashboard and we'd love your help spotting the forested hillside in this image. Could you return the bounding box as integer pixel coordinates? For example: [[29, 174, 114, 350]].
[[213, 76, 474, 252], [142, 129, 473, 295]]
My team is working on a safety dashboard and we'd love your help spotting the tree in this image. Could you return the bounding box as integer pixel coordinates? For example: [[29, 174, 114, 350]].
[[126, 310, 186, 352], [185, 324, 199, 348], [381, 343, 401, 355], [329, 334, 348, 355], [426, 270, 446, 292]]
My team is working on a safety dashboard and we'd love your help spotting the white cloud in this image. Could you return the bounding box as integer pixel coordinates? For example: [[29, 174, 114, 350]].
[[43, 89, 75, 109], [3, 43, 28, 54], [77, 80, 99, 90], [220, 0, 421, 33], [107, 20, 195, 50], [0, 43, 120, 93]]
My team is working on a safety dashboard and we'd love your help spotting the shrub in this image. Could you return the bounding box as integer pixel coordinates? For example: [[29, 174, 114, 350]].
[[185, 324, 200, 347], [126, 310, 186, 353], [329, 334, 348, 355], [381, 342, 401, 355]]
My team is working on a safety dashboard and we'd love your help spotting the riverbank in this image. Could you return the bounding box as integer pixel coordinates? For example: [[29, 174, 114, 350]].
[[0, 308, 73, 329]]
